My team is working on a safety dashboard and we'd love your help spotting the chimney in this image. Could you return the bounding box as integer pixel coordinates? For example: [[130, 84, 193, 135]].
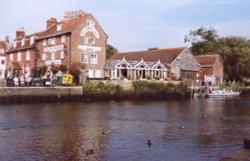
[[47, 17, 58, 29], [16, 27, 25, 39], [5, 36, 10, 44]]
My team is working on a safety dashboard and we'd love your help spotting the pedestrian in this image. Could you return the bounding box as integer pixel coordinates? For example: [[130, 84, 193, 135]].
[[14, 77, 19, 87]]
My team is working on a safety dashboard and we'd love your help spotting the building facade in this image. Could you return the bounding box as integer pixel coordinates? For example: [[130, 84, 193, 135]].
[[195, 54, 224, 86], [6, 11, 108, 80], [0, 37, 9, 79], [106, 47, 200, 81], [6, 28, 37, 77]]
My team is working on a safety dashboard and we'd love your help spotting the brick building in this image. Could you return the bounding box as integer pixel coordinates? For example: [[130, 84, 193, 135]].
[[195, 54, 224, 86], [106, 47, 200, 81], [6, 10, 108, 81]]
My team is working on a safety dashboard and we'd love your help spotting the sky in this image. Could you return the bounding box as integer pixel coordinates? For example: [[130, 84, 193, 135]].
[[0, 0, 250, 52]]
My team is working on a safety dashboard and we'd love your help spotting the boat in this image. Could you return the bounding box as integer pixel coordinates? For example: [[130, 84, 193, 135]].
[[197, 88, 241, 98]]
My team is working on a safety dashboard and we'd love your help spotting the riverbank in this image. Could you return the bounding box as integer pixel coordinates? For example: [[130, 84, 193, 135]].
[[0, 81, 190, 104], [1, 80, 250, 104]]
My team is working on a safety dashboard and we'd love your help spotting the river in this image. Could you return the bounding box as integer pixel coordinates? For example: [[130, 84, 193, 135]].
[[0, 97, 249, 161]]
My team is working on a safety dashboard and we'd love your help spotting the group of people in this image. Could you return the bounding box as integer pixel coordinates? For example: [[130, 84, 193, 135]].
[[7, 73, 32, 87]]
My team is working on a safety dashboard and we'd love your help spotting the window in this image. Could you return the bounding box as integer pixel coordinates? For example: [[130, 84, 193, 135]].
[[13, 41, 17, 48], [90, 53, 97, 64], [180, 70, 192, 79], [61, 35, 65, 43], [49, 38, 56, 45], [86, 20, 94, 28], [1, 60, 5, 65], [42, 53, 46, 60], [0, 48, 4, 54], [30, 36, 34, 45], [51, 52, 55, 60], [26, 50, 30, 61], [10, 54, 13, 61], [42, 39, 47, 46], [84, 37, 95, 45], [95, 70, 101, 78], [17, 52, 22, 62], [88, 69, 94, 78], [60, 51, 64, 59], [81, 53, 88, 63], [21, 38, 25, 46], [57, 24, 62, 31]]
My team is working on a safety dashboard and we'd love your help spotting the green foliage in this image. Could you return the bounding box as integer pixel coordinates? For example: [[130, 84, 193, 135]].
[[82, 81, 122, 94], [185, 27, 250, 82], [148, 47, 159, 50], [184, 27, 218, 55], [106, 44, 118, 59], [133, 81, 187, 95]]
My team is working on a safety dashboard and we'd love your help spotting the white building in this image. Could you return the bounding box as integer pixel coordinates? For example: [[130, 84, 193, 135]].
[[0, 41, 7, 79]]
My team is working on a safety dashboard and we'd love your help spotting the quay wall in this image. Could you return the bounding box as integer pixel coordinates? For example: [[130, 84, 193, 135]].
[[0, 87, 83, 104]]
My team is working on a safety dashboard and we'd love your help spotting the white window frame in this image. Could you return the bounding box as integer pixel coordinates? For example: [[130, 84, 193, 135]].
[[42, 53, 46, 60], [21, 38, 25, 46], [13, 41, 17, 48], [84, 37, 95, 45], [81, 53, 88, 64], [95, 69, 101, 78], [49, 38, 56, 45], [30, 36, 34, 45], [90, 53, 97, 64], [60, 51, 64, 59], [10, 53, 13, 61], [0, 48, 4, 54], [61, 35, 65, 43], [51, 52, 55, 60], [17, 51, 22, 62], [57, 24, 62, 31], [26, 50, 30, 61], [42, 39, 47, 46], [86, 20, 94, 28]]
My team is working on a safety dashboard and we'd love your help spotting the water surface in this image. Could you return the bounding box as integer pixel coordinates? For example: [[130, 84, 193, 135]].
[[0, 97, 250, 161]]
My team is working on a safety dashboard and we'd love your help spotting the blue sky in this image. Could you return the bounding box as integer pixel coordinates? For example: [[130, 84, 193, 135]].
[[0, 0, 250, 52]]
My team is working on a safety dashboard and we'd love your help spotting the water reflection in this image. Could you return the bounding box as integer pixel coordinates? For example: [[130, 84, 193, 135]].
[[0, 98, 249, 161]]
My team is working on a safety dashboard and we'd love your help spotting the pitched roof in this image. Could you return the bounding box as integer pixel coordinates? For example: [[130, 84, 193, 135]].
[[195, 54, 219, 66], [0, 41, 6, 49], [110, 47, 186, 65], [37, 14, 89, 39], [7, 14, 90, 52]]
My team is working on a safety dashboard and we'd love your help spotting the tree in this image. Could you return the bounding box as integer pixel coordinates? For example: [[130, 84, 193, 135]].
[[216, 36, 250, 81], [148, 47, 159, 50], [184, 27, 218, 55], [185, 27, 250, 82], [106, 44, 118, 59], [69, 63, 86, 85]]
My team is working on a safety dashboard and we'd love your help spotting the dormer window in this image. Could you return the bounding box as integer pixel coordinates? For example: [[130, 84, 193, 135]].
[[86, 20, 94, 28], [10, 54, 13, 61], [61, 35, 65, 43], [30, 36, 34, 45], [21, 38, 25, 46], [57, 24, 62, 31], [13, 41, 17, 48], [42, 39, 47, 46], [0, 48, 4, 54], [49, 37, 56, 45]]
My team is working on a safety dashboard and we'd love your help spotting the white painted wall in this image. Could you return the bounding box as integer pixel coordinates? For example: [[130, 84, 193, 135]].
[[0, 56, 6, 79]]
